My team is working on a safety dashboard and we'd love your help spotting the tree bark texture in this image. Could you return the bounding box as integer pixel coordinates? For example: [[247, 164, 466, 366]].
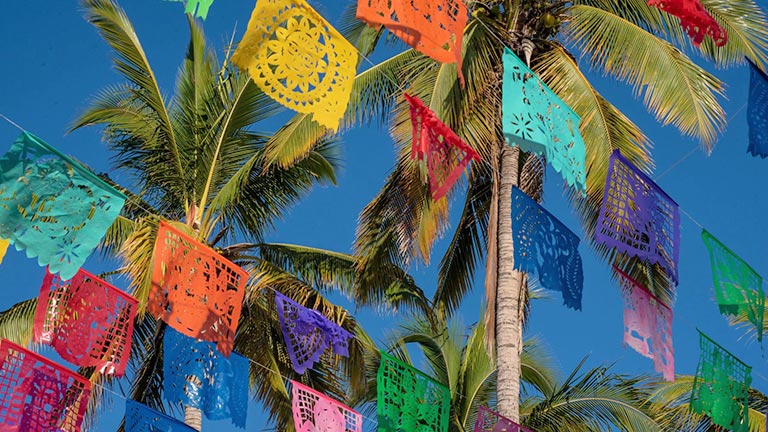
[[184, 405, 203, 431], [494, 144, 525, 422]]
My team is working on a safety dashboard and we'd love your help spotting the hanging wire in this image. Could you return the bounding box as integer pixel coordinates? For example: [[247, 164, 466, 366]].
[[1, 0, 767, 422], [656, 102, 748, 181], [87, 350, 384, 426]]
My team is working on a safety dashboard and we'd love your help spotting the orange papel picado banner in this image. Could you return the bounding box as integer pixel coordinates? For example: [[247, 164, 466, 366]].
[[232, 0, 358, 132], [357, 0, 467, 84]]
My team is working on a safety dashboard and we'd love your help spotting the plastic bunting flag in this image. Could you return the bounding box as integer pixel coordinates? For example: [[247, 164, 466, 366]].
[[614, 266, 674, 381], [747, 59, 768, 158], [502, 47, 586, 195], [701, 229, 765, 341], [149, 221, 248, 356], [595, 150, 680, 284], [0, 132, 126, 281], [291, 380, 362, 432], [690, 331, 751, 432], [356, 0, 467, 85], [33, 268, 138, 376], [163, 327, 249, 428], [647, 0, 727, 46], [0, 339, 91, 432], [473, 406, 533, 432], [512, 187, 583, 310], [125, 400, 195, 432], [275, 291, 353, 374], [231, 0, 358, 132], [0, 238, 8, 264], [377, 350, 450, 432], [405, 93, 480, 200]]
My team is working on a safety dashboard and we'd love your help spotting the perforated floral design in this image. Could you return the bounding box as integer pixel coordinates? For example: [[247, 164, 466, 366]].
[[647, 0, 727, 46], [0, 339, 90, 432], [595, 150, 680, 283], [0, 238, 8, 264], [748, 59, 768, 158], [512, 187, 583, 310], [291, 380, 362, 432], [149, 221, 247, 356], [275, 291, 353, 375], [231, 0, 357, 131], [163, 327, 249, 428], [690, 332, 751, 432], [0, 132, 126, 280], [473, 406, 533, 432], [376, 351, 450, 432], [405, 93, 480, 200], [33, 268, 137, 376], [701, 229, 764, 341], [502, 48, 586, 195], [615, 266, 674, 381], [125, 400, 195, 432], [356, 0, 466, 84]]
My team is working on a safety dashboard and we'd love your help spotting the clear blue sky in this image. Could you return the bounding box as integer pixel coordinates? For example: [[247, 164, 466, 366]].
[[1, 1, 767, 431]]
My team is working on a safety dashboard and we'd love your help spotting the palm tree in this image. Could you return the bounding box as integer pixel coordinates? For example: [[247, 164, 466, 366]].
[[290, 0, 768, 422], [354, 315, 670, 431], [0, 0, 382, 429]]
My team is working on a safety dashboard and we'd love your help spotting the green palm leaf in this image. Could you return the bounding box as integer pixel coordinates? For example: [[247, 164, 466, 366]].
[[565, 4, 726, 147]]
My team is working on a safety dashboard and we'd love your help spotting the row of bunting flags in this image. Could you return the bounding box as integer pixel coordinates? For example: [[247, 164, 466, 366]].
[[0, 0, 765, 430], [0, 129, 760, 431]]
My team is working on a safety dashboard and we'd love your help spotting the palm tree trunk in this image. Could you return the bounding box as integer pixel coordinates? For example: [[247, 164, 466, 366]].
[[495, 144, 524, 422], [184, 405, 203, 431], [183, 209, 204, 432]]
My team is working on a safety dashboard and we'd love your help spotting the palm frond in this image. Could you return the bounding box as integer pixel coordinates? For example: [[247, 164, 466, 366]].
[[727, 296, 768, 343], [565, 4, 726, 147], [536, 44, 677, 305], [648, 375, 768, 432], [524, 363, 663, 432], [78, 0, 184, 197], [575, 0, 768, 68], [433, 162, 493, 318], [0, 298, 37, 347]]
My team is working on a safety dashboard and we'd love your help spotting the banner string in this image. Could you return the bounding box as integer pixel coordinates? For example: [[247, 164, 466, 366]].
[[87, 352, 384, 426], [657, 103, 748, 181], [1, 7, 767, 421]]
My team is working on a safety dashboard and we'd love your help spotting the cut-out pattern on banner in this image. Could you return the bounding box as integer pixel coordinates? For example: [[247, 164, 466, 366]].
[[747, 59, 768, 158], [377, 351, 450, 432], [356, 0, 466, 84], [405, 93, 480, 200], [473, 406, 533, 432], [125, 399, 195, 432], [595, 150, 680, 283], [33, 268, 138, 376], [0, 238, 7, 264], [0, 339, 91, 432], [615, 266, 674, 381], [163, 327, 249, 428], [275, 291, 353, 374], [701, 229, 765, 341], [647, 0, 727, 46], [149, 221, 247, 356], [502, 48, 586, 194], [231, 0, 357, 131], [690, 331, 751, 432], [291, 380, 362, 432], [0, 132, 126, 280], [512, 187, 583, 310]]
